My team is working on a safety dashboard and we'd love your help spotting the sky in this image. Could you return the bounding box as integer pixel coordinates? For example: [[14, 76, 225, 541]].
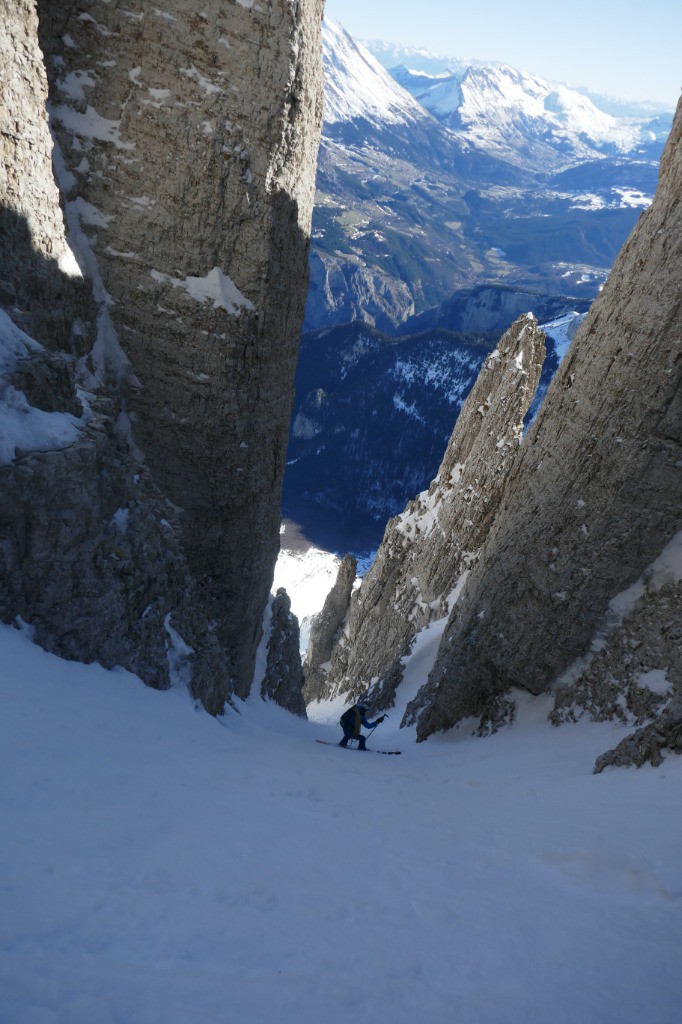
[[325, 0, 681, 108]]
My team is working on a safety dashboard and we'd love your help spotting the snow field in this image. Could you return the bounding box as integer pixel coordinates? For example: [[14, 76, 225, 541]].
[[272, 543, 341, 653], [1, 624, 681, 1024]]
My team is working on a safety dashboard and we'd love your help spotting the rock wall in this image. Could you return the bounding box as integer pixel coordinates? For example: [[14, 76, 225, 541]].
[[303, 553, 356, 702], [0, 0, 323, 708], [0, 0, 93, 350], [551, 534, 682, 771], [261, 588, 307, 718], [305, 315, 546, 709], [409, 96, 682, 740]]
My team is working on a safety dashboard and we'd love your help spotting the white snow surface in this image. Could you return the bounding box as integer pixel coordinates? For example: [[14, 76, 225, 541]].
[[638, 669, 673, 697], [2, 622, 681, 1023], [393, 59, 645, 163], [539, 310, 587, 361], [322, 20, 430, 127], [50, 104, 135, 151], [150, 267, 255, 316], [272, 542, 341, 654], [50, 139, 132, 386]]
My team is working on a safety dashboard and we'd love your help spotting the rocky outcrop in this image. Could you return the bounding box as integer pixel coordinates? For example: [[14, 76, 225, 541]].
[[409, 97, 682, 741], [550, 533, 681, 771], [594, 697, 682, 773], [306, 250, 416, 332], [261, 588, 307, 718], [0, 0, 94, 352], [303, 553, 356, 702], [1, 0, 324, 710], [551, 589, 680, 732], [397, 284, 590, 338], [306, 315, 546, 709], [0, 316, 231, 712]]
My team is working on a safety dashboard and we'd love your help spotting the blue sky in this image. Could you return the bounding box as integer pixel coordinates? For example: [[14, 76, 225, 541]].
[[325, 0, 681, 107]]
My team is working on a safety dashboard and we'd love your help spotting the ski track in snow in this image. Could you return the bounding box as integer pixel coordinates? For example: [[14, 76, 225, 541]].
[[1, 623, 681, 1024]]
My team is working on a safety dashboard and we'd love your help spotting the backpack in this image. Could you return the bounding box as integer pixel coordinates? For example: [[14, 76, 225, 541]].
[[340, 707, 357, 732]]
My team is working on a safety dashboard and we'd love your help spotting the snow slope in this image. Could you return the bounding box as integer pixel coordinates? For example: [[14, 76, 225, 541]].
[[540, 309, 587, 361], [273, 540, 341, 653], [2, 623, 681, 1024]]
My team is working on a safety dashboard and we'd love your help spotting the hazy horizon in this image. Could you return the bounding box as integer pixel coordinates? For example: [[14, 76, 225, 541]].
[[325, 0, 681, 109]]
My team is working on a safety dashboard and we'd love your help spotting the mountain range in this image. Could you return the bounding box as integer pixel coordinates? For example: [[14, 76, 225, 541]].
[[391, 63, 666, 169], [305, 21, 673, 332], [288, 22, 673, 549], [363, 37, 675, 121]]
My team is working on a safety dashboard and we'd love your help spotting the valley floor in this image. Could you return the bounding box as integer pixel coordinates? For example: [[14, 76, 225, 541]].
[[1, 624, 681, 1024]]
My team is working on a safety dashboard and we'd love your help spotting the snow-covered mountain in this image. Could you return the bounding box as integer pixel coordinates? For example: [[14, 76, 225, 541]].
[[392, 63, 656, 170], [305, 21, 667, 332], [308, 22, 532, 331], [360, 37, 469, 77], [322, 20, 429, 127], [364, 36, 676, 124]]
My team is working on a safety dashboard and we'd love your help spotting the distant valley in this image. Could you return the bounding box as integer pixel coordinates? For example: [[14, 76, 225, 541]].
[[305, 21, 672, 333], [285, 21, 673, 553], [283, 288, 587, 549]]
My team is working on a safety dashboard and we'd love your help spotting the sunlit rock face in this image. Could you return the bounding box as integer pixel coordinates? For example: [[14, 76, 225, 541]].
[[411, 97, 682, 741], [304, 315, 546, 710]]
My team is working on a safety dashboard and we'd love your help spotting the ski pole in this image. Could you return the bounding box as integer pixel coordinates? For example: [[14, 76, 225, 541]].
[[365, 714, 386, 744]]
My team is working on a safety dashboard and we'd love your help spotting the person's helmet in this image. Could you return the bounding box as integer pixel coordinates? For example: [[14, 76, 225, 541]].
[[356, 701, 369, 713]]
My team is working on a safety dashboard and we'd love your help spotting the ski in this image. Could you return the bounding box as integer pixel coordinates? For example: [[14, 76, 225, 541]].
[[315, 739, 401, 756]]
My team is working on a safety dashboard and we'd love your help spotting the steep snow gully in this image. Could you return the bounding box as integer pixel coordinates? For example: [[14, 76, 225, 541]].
[[1, 623, 681, 1024]]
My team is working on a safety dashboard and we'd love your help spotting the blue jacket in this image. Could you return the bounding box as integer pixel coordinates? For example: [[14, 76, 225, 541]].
[[343, 705, 379, 733]]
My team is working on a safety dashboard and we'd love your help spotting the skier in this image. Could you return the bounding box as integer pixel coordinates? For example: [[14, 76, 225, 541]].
[[339, 702, 386, 750]]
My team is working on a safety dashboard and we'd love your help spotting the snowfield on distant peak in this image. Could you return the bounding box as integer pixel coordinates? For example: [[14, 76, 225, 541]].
[[322, 20, 431, 127]]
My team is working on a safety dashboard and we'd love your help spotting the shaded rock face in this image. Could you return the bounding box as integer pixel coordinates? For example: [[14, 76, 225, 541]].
[[261, 588, 307, 718], [594, 696, 682, 773], [550, 582, 681, 732], [0, 411, 230, 712], [0, 0, 323, 711], [303, 553, 356, 702], [410, 97, 682, 741], [550, 532, 681, 771], [307, 315, 546, 710]]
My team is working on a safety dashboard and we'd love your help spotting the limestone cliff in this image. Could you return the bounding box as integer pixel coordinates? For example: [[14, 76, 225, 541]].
[[304, 315, 546, 709], [260, 587, 307, 718], [409, 96, 682, 743], [303, 553, 356, 702], [1, 0, 323, 710]]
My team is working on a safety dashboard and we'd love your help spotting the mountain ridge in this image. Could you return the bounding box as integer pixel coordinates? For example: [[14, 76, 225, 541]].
[[305, 20, 668, 331], [362, 36, 677, 116]]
